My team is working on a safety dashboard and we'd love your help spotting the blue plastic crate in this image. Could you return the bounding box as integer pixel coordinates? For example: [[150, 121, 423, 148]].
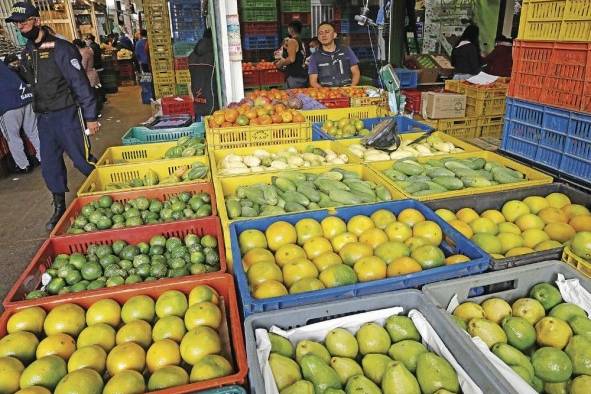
[[121, 122, 204, 145], [199, 386, 247, 394], [394, 68, 419, 89], [229, 200, 490, 317], [352, 47, 374, 60], [312, 115, 434, 140], [243, 34, 279, 50], [560, 111, 591, 182]]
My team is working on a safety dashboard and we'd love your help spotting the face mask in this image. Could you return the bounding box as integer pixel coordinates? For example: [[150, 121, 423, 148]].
[[21, 25, 40, 40], [309, 47, 317, 54]]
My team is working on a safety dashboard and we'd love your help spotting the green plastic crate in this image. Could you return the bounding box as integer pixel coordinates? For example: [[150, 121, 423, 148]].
[[240, 7, 277, 22], [280, 0, 311, 12], [241, 0, 275, 8]]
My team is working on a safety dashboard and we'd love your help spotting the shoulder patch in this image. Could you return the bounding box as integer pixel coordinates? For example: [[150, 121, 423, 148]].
[[70, 58, 81, 70]]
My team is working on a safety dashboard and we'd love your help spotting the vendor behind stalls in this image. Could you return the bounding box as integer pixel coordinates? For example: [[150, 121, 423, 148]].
[[275, 21, 308, 88], [483, 35, 513, 77], [451, 24, 482, 80], [308, 21, 360, 88]]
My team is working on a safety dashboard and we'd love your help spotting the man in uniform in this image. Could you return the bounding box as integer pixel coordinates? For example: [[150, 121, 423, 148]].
[[308, 21, 361, 88], [6, 2, 100, 230]]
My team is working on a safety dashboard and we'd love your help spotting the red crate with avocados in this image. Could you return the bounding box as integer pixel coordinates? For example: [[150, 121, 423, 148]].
[[4, 218, 226, 309], [0, 273, 247, 393]]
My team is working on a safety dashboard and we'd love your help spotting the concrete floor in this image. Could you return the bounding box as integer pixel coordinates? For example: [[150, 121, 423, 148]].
[[0, 85, 152, 305]]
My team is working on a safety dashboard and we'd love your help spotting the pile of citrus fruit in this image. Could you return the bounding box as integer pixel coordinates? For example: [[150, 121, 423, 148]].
[[451, 281, 591, 392], [0, 285, 233, 393], [238, 208, 471, 299], [435, 192, 591, 259]]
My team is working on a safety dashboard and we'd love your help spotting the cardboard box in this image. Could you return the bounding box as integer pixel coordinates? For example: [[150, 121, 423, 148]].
[[421, 92, 467, 119]]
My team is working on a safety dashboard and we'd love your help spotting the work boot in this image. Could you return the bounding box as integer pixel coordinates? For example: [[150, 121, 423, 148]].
[[46, 193, 66, 231]]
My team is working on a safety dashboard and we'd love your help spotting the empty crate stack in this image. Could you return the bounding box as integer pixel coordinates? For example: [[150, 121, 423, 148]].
[[279, 0, 311, 39], [144, 0, 175, 98], [501, 0, 591, 183], [240, 0, 279, 63]]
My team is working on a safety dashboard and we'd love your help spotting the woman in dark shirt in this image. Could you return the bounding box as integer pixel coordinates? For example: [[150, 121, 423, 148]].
[[451, 24, 482, 80], [275, 20, 308, 88]]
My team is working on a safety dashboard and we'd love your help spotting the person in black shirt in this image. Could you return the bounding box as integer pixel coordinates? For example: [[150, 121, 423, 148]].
[[451, 24, 482, 80], [275, 20, 308, 88]]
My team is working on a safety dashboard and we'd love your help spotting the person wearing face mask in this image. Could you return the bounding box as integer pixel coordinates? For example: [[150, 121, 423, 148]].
[[275, 20, 308, 88], [305, 37, 320, 67], [6, 2, 99, 231], [308, 21, 360, 88], [0, 57, 41, 174]]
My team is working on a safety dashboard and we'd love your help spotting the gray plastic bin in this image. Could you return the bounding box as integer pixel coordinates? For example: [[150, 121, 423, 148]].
[[244, 289, 516, 394], [423, 260, 591, 394], [426, 183, 591, 271]]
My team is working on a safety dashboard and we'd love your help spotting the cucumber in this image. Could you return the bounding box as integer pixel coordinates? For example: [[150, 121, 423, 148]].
[[394, 161, 425, 176], [461, 176, 493, 188], [404, 182, 430, 194], [285, 202, 307, 212], [329, 190, 363, 205], [272, 176, 296, 192], [432, 176, 464, 191]]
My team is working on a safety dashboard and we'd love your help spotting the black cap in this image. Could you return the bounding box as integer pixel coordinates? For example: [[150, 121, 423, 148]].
[[5, 2, 40, 23]]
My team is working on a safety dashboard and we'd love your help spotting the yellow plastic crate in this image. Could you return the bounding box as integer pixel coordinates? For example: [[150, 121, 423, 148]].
[[209, 140, 356, 176], [337, 131, 482, 162], [435, 117, 481, 139], [302, 105, 389, 123], [175, 70, 191, 85], [205, 120, 312, 150], [78, 156, 210, 196], [518, 0, 591, 42], [562, 246, 591, 278], [154, 83, 175, 98], [465, 96, 507, 117], [478, 116, 505, 138], [444, 80, 466, 94], [464, 82, 509, 100], [96, 141, 206, 166], [368, 151, 553, 202], [350, 86, 388, 107], [213, 163, 407, 226]]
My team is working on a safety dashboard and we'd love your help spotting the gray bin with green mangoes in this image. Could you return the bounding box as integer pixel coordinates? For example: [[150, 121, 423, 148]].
[[423, 260, 591, 393], [243, 289, 516, 394], [426, 183, 591, 271]]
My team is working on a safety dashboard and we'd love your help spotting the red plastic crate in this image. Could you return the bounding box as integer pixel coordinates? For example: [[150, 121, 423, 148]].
[[281, 12, 311, 25], [118, 62, 135, 79], [50, 183, 217, 238], [174, 57, 189, 70], [509, 40, 591, 113], [260, 68, 285, 85], [4, 217, 227, 309], [0, 273, 248, 393], [161, 95, 195, 117], [317, 97, 350, 108], [403, 89, 422, 113], [243, 69, 261, 88], [243, 21, 278, 35]]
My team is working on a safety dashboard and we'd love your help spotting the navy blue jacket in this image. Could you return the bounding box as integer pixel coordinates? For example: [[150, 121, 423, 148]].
[[20, 28, 97, 121], [0, 61, 33, 116]]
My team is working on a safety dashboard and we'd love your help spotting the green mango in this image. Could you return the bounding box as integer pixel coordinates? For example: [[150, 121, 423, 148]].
[[570, 375, 591, 394], [468, 318, 507, 348], [269, 333, 294, 359], [325, 328, 358, 358], [385, 316, 421, 342], [296, 340, 331, 364], [531, 347, 572, 383], [280, 380, 314, 394], [356, 323, 391, 355], [381, 361, 420, 394], [543, 381, 569, 394], [565, 335, 591, 375], [531, 375, 543, 393], [492, 343, 534, 377], [345, 374, 381, 394], [330, 357, 363, 385], [300, 354, 342, 394], [529, 283, 563, 311], [502, 316, 536, 351], [388, 340, 428, 373], [362, 353, 395, 385], [415, 352, 459, 394], [269, 353, 301, 391], [510, 365, 532, 384], [569, 315, 591, 339], [549, 303, 587, 322]]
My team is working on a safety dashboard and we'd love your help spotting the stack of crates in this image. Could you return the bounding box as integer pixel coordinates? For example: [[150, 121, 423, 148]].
[[174, 56, 191, 96], [240, 0, 279, 62], [144, 0, 175, 98], [279, 0, 311, 39], [500, 0, 591, 184], [170, 0, 204, 43]]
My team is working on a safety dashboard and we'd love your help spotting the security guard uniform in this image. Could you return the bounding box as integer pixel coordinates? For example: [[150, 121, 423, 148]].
[[18, 27, 97, 228]]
